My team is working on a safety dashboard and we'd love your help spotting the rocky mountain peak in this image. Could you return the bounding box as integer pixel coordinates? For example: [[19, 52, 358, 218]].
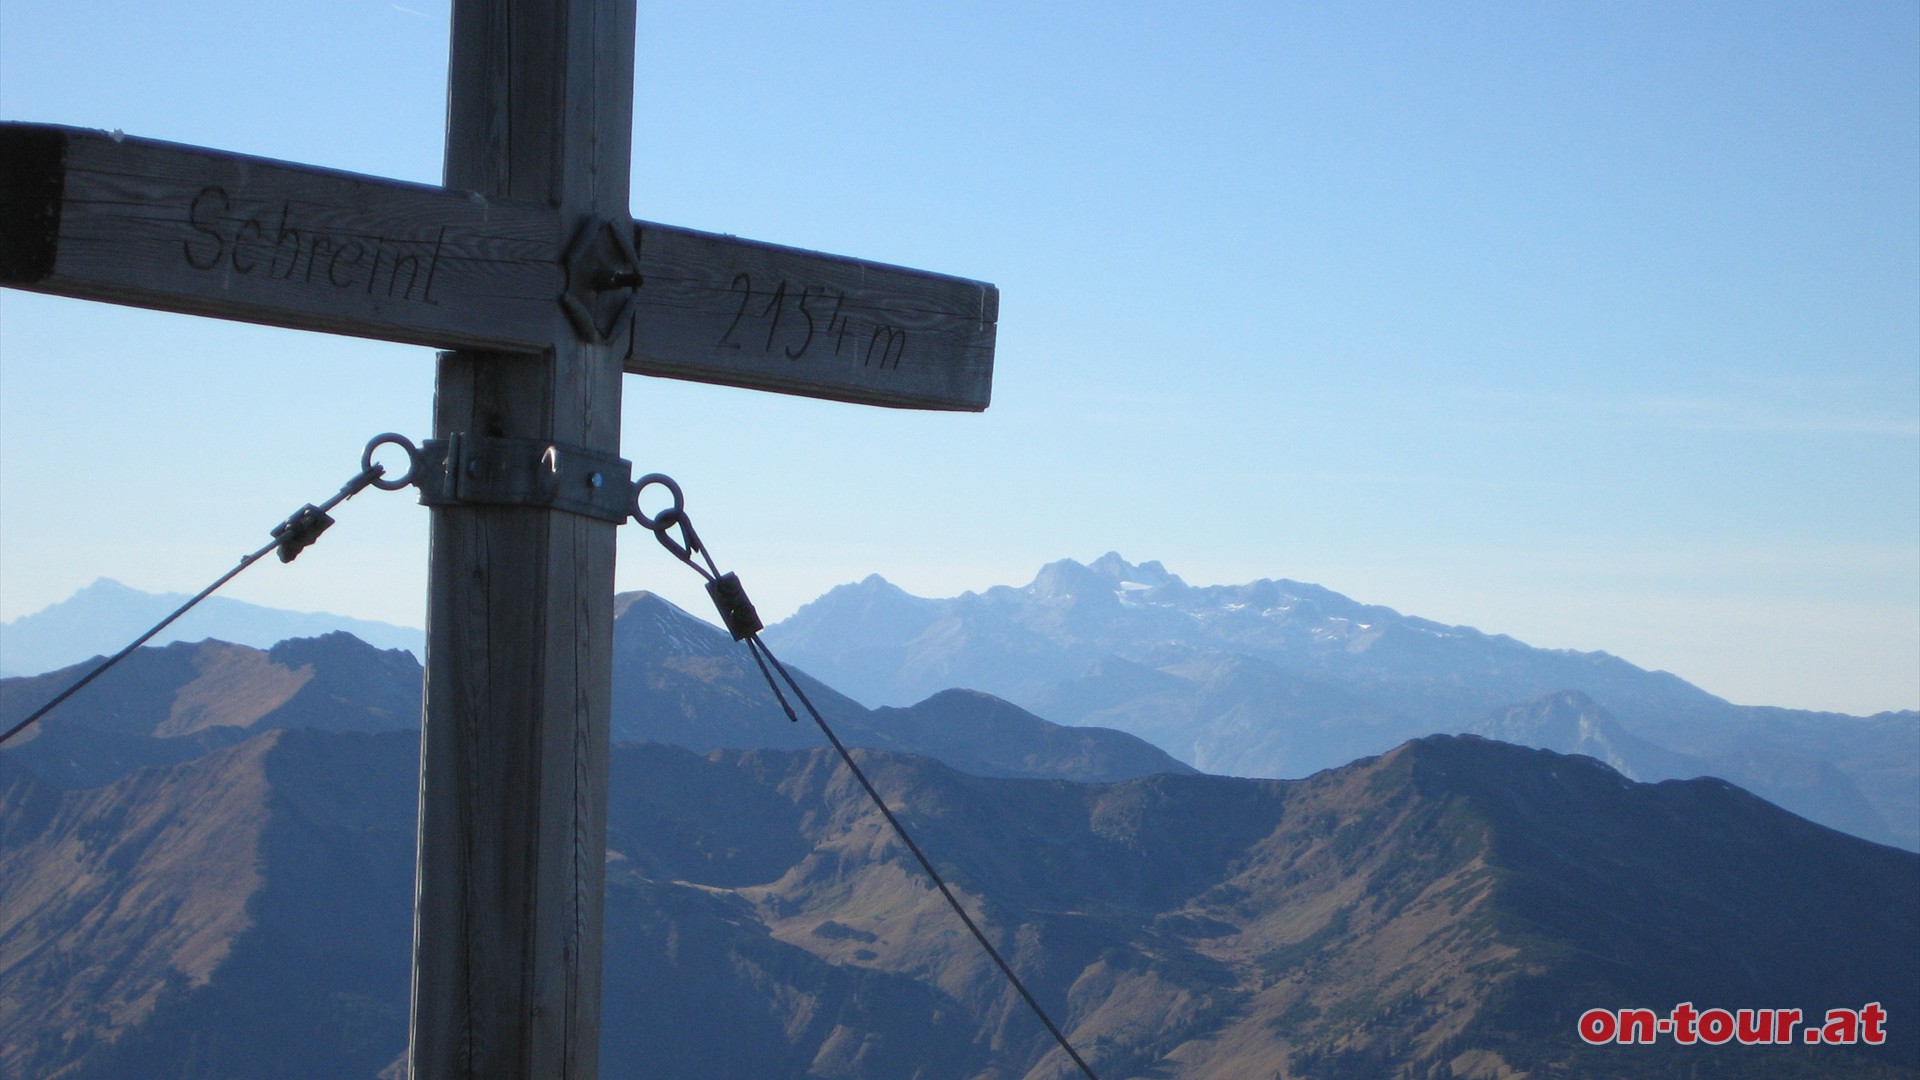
[[1031, 554, 1189, 602], [759, 577, 945, 679], [613, 590, 732, 658], [1086, 552, 1183, 589], [1026, 557, 1112, 600]]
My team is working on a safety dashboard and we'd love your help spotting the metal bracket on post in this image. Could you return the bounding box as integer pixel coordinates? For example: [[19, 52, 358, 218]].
[[559, 215, 641, 345], [416, 433, 634, 523]]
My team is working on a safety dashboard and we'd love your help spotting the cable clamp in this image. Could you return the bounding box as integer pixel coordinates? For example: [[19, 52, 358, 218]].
[[417, 434, 633, 523], [271, 505, 334, 563], [706, 572, 764, 641], [272, 433, 421, 562], [629, 472, 763, 639], [3, 432, 426, 748]]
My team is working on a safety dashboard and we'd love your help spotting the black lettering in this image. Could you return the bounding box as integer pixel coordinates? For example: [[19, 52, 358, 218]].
[[231, 217, 263, 274], [420, 226, 446, 304], [328, 241, 365, 287], [865, 325, 906, 371], [829, 293, 850, 354], [718, 272, 751, 349], [789, 286, 818, 359], [761, 279, 788, 352], [364, 244, 383, 294], [305, 235, 335, 283], [270, 203, 303, 279], [388, 252, 422, 300], [183, 187, 228, 270]]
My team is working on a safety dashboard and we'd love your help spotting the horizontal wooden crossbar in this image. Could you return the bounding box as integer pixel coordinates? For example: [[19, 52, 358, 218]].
[[1, 122, 562, 352], [0, 122, 996, 411]]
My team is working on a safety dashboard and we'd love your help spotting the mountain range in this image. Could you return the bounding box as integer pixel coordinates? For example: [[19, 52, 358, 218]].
[[0, 577, 424, 677], [4, 722, 1913, 1079], [0, 594, 1185, 794], [763, 553, 1920, 851], [3, 574, 1918, 1077], [9, 562, 1914, 852]]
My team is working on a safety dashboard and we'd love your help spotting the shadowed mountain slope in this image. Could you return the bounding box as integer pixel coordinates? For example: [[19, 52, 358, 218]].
[[3, 729, 1912, 1079], [0, 730, 418, 1079], [0, 632, 423, 790], [0, 592, 1188, 792]]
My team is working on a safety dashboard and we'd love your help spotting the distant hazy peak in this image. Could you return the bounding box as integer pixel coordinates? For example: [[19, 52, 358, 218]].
[[1477, 690, 1614, 741], [805, 573, 923, 604], [612, 589, 665, 619], [612, 590, 735, 657], [775, 574, 944, 648], [71, 577, 143, 597], [2, 579, 425, 679], [1026, 557, 1107, 597], [1086, 552, 1182, 588], [614, 589, 727, 623]]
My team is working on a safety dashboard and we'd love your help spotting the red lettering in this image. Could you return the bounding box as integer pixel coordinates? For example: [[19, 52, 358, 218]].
[[1577, 1002, 1877, 1047], [1736, 1008, 1772, 1044], [1578, 1009, 1615, 1044], [1862, 1002, 1887, 1045], [1821, 1008, 1860, 1045], [1671, 1002, 1699, 1044], [1618, 1008, 1658, 1044]]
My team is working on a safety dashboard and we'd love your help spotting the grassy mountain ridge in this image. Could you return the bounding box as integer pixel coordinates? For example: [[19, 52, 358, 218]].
[[1, 593, 1189, 792], [0, 728, 419, 1080], [3, 727, 1912, 1078], [0, 632, 423, 790]]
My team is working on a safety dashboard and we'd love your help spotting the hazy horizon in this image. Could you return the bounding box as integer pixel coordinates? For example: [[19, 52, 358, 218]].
[[2, 1, 1914, 714]]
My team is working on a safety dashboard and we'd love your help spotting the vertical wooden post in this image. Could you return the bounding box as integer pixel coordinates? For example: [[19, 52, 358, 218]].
[[408, 1, 635, 1077]]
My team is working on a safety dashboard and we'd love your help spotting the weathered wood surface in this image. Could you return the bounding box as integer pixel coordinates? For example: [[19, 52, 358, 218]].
[[408, 0, 632, 1076], [625, 222, 997, 411], [0, 122, 561, 352], [0, 121, 996, 411]]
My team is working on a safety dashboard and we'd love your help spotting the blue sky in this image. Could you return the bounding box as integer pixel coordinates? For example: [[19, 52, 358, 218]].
[[2, 1, 1915, 714]]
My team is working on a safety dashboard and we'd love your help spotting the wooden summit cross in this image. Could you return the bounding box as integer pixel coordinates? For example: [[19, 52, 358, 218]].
[[0, 1, 995, 1077]]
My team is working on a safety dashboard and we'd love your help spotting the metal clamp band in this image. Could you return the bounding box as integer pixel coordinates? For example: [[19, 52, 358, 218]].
[[416, 434, 633, 523]]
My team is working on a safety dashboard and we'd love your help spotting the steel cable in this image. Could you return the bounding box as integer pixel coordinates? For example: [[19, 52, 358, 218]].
[[0, 434, 418, 748], [630, 473, 1102, 1080]]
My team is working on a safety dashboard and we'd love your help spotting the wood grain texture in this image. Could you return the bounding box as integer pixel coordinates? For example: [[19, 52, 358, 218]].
[[0, 123, 996, 411], [624, 222, 997, 411], [410, 0, 632, 1077], [0, 123, 561, 353]]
